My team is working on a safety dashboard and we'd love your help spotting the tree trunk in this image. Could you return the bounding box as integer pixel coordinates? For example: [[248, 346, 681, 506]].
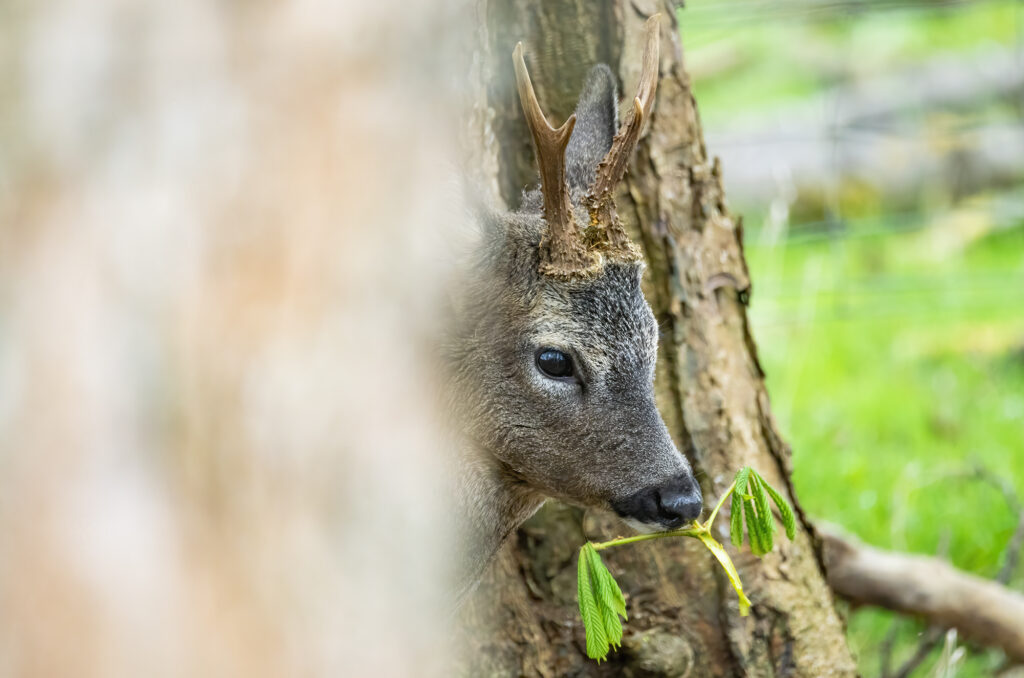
[[457, 2, 859, 675]]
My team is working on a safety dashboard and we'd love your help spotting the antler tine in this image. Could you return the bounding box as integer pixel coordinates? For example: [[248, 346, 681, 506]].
[[588, 14, 661, 206], [514, 42, 595, 277]]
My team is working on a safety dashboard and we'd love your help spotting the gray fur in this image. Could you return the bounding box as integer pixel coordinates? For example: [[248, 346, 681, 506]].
[[566, 64, 618, 194], [446, 64, 697, 598]]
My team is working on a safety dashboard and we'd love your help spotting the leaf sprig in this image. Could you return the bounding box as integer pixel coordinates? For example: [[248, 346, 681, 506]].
[[730, 467, 796, 554], [576, 466, 796, 662], [577, 543, 627, 659]]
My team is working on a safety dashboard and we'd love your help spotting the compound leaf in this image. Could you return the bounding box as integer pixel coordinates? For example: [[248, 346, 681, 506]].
[[592, 550, 627, 620], [575, 465, 800, 663], [734, 466, 752, 496], [730, 489, 745, 548], [587, 549, 626, 649], [598, 592, 623, 650], [754, 490, 775, 553], [760, 477, 797, 540], [750, 472, 777, 541], [730, 467, 752, 548], [577, 544, 609, 660], [744, 497, 767, 556]]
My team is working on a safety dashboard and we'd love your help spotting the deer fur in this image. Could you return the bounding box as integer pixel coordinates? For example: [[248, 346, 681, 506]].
[[446, 19, 700, 601]]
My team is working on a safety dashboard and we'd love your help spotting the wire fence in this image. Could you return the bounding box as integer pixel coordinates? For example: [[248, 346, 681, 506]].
[[681, 0, 1015, 28], [684, 0, 1024, 234]]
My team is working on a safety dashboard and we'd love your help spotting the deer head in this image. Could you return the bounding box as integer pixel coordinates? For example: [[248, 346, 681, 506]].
[[449, 15, 701, 586]]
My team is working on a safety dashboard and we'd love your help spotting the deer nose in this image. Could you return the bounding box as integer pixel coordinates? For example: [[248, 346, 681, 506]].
[[656, 475, 703, 527], [611, 473, 703, 530]]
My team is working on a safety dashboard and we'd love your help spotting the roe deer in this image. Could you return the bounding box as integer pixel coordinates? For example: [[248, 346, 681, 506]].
[[447, 15, 701, 599]]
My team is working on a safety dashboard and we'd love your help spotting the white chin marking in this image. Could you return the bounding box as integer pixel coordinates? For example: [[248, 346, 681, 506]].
[[622, 518, 665, 534]]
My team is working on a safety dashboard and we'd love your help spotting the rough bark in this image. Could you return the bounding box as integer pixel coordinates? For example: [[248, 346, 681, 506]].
[[457, 2, 858, 675]]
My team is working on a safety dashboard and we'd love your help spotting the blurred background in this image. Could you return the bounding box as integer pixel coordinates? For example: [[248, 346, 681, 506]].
[[1, 0, 1021, 676], [681, 1, 1024, 675], [0, 1, 466, 676]]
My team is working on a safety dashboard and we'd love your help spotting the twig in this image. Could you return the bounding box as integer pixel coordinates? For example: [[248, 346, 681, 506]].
[[878, 619, 901, 678], [1000, 518, 1024, 588], [891, 627, 944, 678]]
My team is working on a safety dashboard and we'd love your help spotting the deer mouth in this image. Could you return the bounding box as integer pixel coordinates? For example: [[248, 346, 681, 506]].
[[610, 473, 703, 531]]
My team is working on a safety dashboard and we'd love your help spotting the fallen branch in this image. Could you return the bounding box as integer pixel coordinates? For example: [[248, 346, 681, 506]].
[[819, 524, 1024, 664]]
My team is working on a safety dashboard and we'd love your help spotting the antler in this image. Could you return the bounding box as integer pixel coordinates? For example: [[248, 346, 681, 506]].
[[513, 42, 597, 277], [512, 14, 661, 276], [586, 14, 661, 259]]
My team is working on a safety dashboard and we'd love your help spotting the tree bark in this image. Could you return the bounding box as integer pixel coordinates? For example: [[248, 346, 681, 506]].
[[457, 2, 859, 675]]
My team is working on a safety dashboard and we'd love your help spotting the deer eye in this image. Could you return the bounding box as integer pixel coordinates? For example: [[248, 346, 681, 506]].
[[535, 349, 574, 379]]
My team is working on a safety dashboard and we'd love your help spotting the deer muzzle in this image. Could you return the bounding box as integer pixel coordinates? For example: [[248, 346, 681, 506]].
[[610, 472, 703, 531]]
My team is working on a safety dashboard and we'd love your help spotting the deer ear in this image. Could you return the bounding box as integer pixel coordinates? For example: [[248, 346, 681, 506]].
[[565, 64, 618, 195]]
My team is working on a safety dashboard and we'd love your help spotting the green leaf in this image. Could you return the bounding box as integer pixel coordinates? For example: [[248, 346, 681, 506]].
[[743, 497, 767, 556], [760, 476, 797, 540], [730, 467, 751, 547], [730, 489, 744, 548], [750, 474, 776, 554], [750, 473, 776, 533], [733, 466, 752, 496], [598, 591, 623, 650], [577, 544, 609, 660], [590, 548, 627, 620], [587, 549, 625, 649], [576, 544, 628, 661], [610, 574, 627, 621]]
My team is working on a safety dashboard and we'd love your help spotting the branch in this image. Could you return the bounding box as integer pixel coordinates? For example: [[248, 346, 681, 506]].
[[819, 523, 1024, 664]]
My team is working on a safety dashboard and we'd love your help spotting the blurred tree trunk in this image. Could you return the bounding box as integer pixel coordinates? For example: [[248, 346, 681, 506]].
[[457, 2, 858, 676]]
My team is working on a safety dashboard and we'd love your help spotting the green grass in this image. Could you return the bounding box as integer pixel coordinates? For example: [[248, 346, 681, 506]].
[[746, 217, 1024, 676], [680, 0, 1024, 121], [677, 1, 1024, 670]]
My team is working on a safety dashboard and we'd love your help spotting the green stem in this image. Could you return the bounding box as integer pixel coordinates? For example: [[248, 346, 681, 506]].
[[591, 526, 703, 551], [704, 478, 737, 529]]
